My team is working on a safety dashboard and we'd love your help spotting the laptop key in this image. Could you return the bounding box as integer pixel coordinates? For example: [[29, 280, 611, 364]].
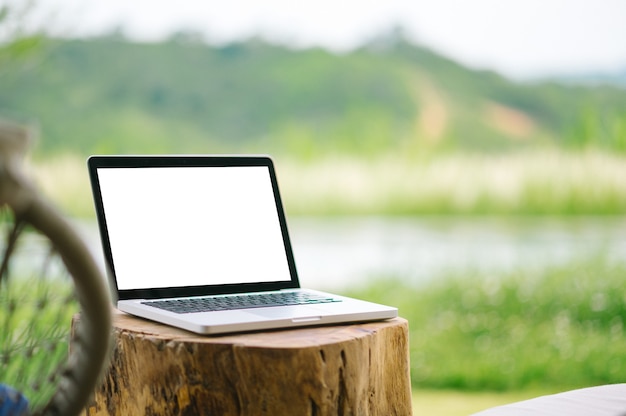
[[143, 292, 341, 314]]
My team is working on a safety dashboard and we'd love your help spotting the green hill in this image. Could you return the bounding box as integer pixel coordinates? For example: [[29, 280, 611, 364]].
[[1, 32, 625, 158]]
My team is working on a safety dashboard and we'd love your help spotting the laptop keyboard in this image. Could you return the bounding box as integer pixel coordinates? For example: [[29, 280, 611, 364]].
[[143, 291, 342, 314]]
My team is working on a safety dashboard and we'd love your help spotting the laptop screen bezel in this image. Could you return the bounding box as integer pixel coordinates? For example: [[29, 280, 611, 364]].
[[87, 155, 301, 301]]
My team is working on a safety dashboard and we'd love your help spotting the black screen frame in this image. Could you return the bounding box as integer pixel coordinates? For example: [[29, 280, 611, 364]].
[[87, 155, 301, 301]]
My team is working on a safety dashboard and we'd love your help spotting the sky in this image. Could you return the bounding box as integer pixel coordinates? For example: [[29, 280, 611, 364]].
[[23, 0, 626, 80]]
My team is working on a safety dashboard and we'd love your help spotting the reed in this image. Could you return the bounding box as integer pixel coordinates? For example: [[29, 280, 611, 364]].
[[278, 149, 626, 216], [29, 149, 626, 217]]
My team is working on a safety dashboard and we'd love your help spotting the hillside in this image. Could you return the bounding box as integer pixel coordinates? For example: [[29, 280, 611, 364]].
[[1, 33, 625, 158]]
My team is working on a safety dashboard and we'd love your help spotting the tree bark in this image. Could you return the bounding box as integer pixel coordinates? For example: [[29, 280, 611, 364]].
[[81, 310, 412, 415]]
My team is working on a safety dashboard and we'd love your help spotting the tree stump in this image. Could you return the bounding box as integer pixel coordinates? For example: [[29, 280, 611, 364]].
[[81, 310, 412, 415]]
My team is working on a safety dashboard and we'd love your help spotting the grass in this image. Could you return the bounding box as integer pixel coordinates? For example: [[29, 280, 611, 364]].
[[277, 149, 626, 216], [412, 389, 560, 415], [27, 149, 626, 218], [346, 255, 626, 393], [2, 241, 624, 413], [0, 276, 78, 409], [0, 216, 80, 410], [6, 257, 621, 414]]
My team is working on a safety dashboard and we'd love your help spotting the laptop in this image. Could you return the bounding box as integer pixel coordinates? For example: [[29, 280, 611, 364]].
[[88, 155, 397, 335]]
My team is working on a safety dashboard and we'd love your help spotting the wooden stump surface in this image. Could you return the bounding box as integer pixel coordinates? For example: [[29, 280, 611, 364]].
[[82, 310, 412, 416]]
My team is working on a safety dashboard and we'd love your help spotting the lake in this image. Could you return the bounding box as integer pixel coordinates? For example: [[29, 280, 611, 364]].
[[73, 216, 626, 291]]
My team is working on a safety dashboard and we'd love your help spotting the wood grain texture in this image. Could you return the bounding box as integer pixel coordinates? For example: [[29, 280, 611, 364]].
[[82, 310, 411, 416]]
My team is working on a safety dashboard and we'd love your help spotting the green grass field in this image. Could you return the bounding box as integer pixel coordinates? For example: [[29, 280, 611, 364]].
[[347, 255, 626, 395], [278, 149, 626, 216], [29, 149, 626, 218]]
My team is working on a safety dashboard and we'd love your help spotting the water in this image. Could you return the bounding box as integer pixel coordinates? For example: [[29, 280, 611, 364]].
[[74, 216, 626, 291]]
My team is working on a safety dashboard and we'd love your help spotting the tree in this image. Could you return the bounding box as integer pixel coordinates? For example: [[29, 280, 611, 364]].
[[0, 0, 45, 70]]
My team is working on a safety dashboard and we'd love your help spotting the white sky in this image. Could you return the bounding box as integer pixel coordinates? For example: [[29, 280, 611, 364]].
[[24, 0, 626, 79]]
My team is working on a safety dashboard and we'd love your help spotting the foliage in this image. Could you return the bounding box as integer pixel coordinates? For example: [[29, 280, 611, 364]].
[[347, 256, 626, 391], [0, 34, 625, 159], [0, 0, 45, 71]]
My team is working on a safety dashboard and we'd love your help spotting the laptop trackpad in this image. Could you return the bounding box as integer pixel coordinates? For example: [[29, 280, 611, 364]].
[[249, 306, 323, 320]]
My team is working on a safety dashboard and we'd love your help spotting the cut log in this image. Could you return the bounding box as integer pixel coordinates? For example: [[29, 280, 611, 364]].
[[81, 310, 412, 415]]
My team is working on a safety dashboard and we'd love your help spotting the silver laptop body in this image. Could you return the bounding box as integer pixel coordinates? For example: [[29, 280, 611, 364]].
[[88, 155, 397, 335]]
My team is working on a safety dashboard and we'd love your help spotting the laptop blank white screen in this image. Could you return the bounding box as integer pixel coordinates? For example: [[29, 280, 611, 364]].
[[97, 165, 292, 290]]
